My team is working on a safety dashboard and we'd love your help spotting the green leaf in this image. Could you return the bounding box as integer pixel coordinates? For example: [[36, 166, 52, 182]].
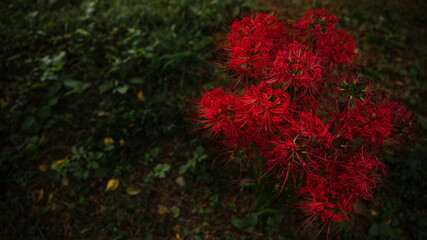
[[150, 148, 160, 157], [22, 116, 36, 131], [144, 234, 153, 240], [130, 77, 144, 84], [170, 206, 180, 218], [369, 223, 379, 236], [47, 82, 61, 97], [104, 144, 115, 151], [178, 162, 191, 175], [48, 96, 59, 106], [416, 114, 427, 131], [117, 85, 129, 94], [75, 28, 90, 36], [80, 1, 96, 15], [232, 213, 258, 232], [247, 213, 258, 232], [241, 0, 266, 10], [99, 81, 113, 93], [231, 218, 247, 230], [89, 161, 99, 169], [194, 146, 207, 161], [40, 55, 52, 68], [154, 163, 171, 178], [64, 79, 85, 89], [38, 106, 52, 119], [31, 83, 47, 89], [83, 170, 89, 179], [144, 171, 155, 183], [51, 51, 67, 66]]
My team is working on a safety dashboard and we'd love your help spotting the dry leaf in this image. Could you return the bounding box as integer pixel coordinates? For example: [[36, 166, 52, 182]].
[[126, 186, 141, 196], [61, 177, 69, 187], [103, 138, 114, 144], [119, 139, 125, 146], [105, 178, 120, 192], [32, 189, 44, 202], [80, 227, 90, 234], [51, 157, 68, 169], [172, 224, 181, 233], [175, 176, 185, 187], [96, 110, 106, 116], [137, 90, 145, 101], [157, 204, 168, 215], [39, 164, 48, 172], [99, 205, 107, 215], [47, 192, 54, 203]]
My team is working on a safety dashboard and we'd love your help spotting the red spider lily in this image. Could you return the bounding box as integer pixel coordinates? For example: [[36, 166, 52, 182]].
[[237, 82, 292, 136], [295, 175, 342, 224], [295, 8, 339, 36], [191, 8, 414, 237], [330, 72, 377, 102], [295, 111, 330, 142], [333, 150, 385, 212], [316, 29, 358, 67], [336, 98, 412, 150], [218, 13, 286, 84], [196, 88, 243, 145], [267, 42, 324, 98]]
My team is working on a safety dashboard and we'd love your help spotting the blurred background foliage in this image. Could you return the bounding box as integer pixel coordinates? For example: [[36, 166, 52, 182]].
[[0, 0, 425, 239]]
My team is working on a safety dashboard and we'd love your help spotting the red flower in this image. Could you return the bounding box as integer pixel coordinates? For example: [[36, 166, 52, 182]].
[[217, 14, 286, 83], [196, 88, 242, 145], [333, 150, 385, 213], [238, 82, 292, 136], [191, 10, 414, 237], [267, 42, 324, 97], [316, 29, 358, 67], [295, 8, 339, 36], [338, 98, 412, 150]]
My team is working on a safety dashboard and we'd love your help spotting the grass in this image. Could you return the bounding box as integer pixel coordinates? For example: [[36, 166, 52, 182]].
[[0, 0, 426, 239]]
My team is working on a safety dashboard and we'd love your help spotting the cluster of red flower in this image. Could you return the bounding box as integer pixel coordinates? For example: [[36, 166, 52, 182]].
[[194, 9, 413, 228]]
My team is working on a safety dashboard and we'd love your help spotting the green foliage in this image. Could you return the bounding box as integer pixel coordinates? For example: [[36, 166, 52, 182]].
[[55, 146, 103, 180], [369, 223, 404, 240], [144, 163, 171, 183], [232, 213, 258, 233], [265, 215, 283, 236], [144, 147, 161, 163], [179, 146, 207, 174], [198, 193, 219, 214]]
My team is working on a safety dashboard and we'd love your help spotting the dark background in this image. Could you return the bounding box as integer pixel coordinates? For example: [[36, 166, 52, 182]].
[[1, 0, 426, 239]]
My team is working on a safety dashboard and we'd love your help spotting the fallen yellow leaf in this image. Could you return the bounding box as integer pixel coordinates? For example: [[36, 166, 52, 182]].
[[103, 138, 114, 144], [51, 157, 68, 169], [105, 178, 120, 192], [137, 90, 145, 101], [39, 164, 48, 172], [47, 192, 54, 203], [157, 204, 168, 215], [126, 186, 141, 196], [176, 233, 182, 240], [369, 209, 377, 216], [119, 139, 125, 146]]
